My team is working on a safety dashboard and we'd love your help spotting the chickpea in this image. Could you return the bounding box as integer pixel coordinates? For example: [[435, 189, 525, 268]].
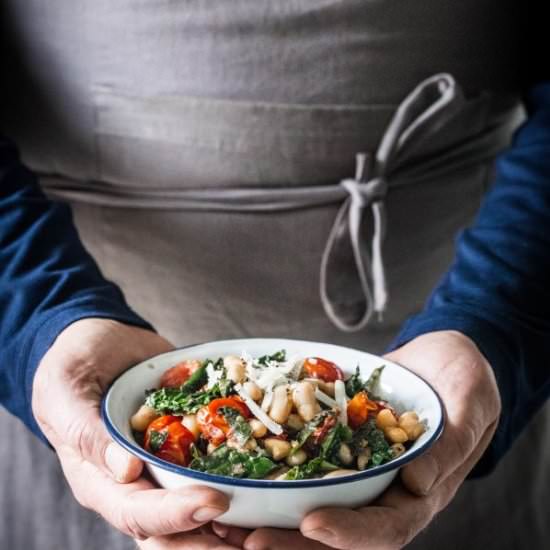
[[385, 426, 409, 444], [269, 385, 293, 424], [391, 443, 406, 458], [249, 419, 267, 439], [292, 381, 321, 422], [323, 469, 358, 479], [376, 408, 398, 430], [286, 449, 307, 466], [357, 448, 372, 470], [243, 381, 263, 402], [398, 412, 425, 441], [286, 413, 305, 431], [181, 414, 201, 439], [227, 437, 257, 451], [338, 443, 353, 466], [130, 405, 159, 432], [224, 355, 246, 383], [264, 438, 292, 461]]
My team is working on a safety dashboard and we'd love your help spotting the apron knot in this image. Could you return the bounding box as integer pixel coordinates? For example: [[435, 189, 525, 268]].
[[320, 73, 465, 332]]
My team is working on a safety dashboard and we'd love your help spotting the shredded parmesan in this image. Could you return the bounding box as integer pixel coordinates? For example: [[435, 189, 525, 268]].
[[315, 387, 339, 409], [206, 361, 222, 389], [334, 380, 348, 425], [235, 384, 283, 435]]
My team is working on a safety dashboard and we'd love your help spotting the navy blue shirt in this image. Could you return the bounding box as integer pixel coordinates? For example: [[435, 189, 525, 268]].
[[1, 83, 550, 475]]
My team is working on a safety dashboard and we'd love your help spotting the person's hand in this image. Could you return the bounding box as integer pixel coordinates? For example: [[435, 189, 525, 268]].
[[32, 318, 238, 549], [228, 330, 501, 550]]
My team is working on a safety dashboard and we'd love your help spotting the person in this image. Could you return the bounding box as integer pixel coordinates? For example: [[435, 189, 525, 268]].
[[1, 1, 548, 549]]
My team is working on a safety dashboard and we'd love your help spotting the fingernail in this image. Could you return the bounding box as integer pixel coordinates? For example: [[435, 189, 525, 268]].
[[303, 527, 334, 542], [193, 506, 225, 523], [105, 443, 130, 481], [212, 521, 229, 538], [410, 454, 439, 495]]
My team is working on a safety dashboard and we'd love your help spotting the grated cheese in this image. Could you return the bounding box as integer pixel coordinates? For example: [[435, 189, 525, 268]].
[[235, 384, 283, 435], [334, 380, 348, 426], [315, 387, 339, 409], [206, 361, 223, 389]]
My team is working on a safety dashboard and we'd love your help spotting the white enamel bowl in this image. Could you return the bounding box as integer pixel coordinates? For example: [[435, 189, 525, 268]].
[[102, 338, 444, 529]]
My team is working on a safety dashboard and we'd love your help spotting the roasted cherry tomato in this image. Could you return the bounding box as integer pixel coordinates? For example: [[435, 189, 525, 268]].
[[196, 397, 251, 445], [144, 415, 195, 466], [303, 357, 344, 383], [347, 391, 379, 429], [160, 360, 202, 388]]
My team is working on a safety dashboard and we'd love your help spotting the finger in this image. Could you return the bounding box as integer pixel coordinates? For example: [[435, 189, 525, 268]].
[[389, 353, 498, 495], [61, 403, 144, 483], [243, 528, 332, 550], [137, 532, 240, 550], [301, 424, 497, 550], [212, 522, 251, 546], [59, 448, 230, 539]]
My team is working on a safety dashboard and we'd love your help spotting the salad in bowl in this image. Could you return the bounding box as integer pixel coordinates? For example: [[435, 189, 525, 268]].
[[130, 350, 426, 481], [102, 338, 443, 528]]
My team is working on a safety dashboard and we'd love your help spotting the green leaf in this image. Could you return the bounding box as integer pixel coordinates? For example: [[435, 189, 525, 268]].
[[350, 419, 393, 467], [344, 365, 385, 399], [219, 406, 252, 447], [345, 366, 364, 398], [321, 423, 353, 464], [146, 384, 223, 414], [190, 445, 277, 479], [283, 457, 339, 480], [179, 363, 208, 395], [290, 411, 329, 455], [148, 430, 168, 452], [364, 366, 385, 399], [257, 350, 286, 366]]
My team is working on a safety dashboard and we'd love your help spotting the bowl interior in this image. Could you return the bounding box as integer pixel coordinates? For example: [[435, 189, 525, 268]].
[[103, 338, 443, 485]]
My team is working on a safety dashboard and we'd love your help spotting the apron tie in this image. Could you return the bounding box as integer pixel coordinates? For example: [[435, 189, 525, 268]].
[[320, 73, 465, 332]]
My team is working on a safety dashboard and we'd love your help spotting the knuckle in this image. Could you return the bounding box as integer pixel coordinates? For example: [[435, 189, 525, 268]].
[[115, 506, 149, 540]]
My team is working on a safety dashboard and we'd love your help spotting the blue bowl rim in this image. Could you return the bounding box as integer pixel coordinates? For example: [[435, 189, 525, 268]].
[[101, 337, 445, 489]]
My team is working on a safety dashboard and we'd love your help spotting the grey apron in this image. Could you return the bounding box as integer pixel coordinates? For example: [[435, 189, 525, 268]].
[[2, 1, 547, 549]]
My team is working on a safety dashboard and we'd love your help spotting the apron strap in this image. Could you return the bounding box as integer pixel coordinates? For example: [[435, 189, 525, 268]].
[[320, 73, 465, 331]]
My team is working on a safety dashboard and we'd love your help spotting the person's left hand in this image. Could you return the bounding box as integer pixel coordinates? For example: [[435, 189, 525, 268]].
[[219, 330, 501, 550]]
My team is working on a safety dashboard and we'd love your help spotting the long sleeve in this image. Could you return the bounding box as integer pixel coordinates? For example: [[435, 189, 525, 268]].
[[0, 136, 153, 442], [387, 82, 550, 476]]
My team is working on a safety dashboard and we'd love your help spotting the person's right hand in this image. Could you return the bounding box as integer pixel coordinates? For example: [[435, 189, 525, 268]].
[[32, 318, 239, 549]]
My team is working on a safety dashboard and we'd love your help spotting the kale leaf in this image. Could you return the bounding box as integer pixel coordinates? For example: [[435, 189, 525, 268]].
[[146, 385, 221, 414], [179, 363, 208, 395], [148, 430, 168, 452], [284, 457, 339, 480], [345, 365, 385, 399], [190, 445, 277, 479], [321, 423, 353, 465], [350, 419, 393, 466], [219, 406, 252, 447], [257, 350, 286, 366]]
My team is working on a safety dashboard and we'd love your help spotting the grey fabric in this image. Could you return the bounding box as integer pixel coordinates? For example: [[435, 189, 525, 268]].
[[1, 1, 547, 550]]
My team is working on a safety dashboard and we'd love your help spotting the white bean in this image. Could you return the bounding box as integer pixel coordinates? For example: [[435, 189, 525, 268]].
[[243, 381, 263, 402], [357, 448, 371, 470], [269, 385, 293, 424], [338, 443, 353, 466], [286, 449, 308, 466], [249, 419, 268, 439], [286, 413, 305, 431], [130, 405, 159, 432], [264, 438, 291, 461], [292, 381, 321, 422], [224, 355, 246, 383]]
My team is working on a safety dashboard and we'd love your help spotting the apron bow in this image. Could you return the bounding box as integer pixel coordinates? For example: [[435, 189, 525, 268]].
[[320, 73, 465, 332]]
